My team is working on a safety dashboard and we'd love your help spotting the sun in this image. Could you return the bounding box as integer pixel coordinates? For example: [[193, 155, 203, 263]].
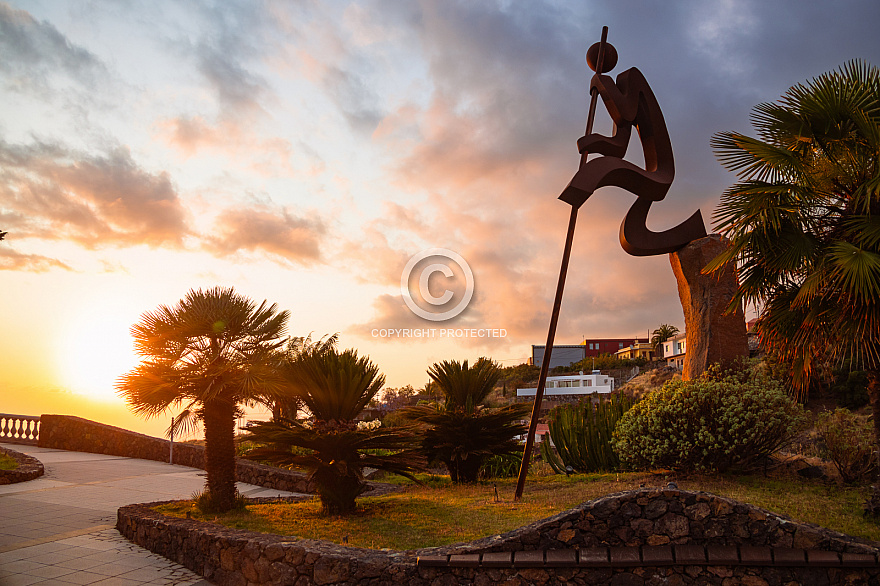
[[56, 308, 139, 402]]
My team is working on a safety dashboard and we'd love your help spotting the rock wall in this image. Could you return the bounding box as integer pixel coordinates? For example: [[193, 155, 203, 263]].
[[0, 445, 44, 484], [669, 235, 749, 380], [38, 414, 315, 493], [117, 487, 880, 585]]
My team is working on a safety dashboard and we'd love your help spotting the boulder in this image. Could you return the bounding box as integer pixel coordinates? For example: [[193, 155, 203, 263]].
[[669, 234, 749, 380]]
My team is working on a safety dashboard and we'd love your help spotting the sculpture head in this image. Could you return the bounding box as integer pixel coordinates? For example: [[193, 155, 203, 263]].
[[586, 41, 618, 73]]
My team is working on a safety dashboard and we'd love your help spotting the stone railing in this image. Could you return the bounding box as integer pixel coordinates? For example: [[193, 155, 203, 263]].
[[0, 445, 44, 484], [38, 414, 316, 493], [0, 413, 40, 445], [117, 487, 880, 585]]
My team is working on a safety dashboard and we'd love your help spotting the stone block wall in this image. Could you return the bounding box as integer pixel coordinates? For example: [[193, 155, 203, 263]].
[[39, 414, 315, 493], [117, 487, 880, 585], [0, 445, 44, 484]]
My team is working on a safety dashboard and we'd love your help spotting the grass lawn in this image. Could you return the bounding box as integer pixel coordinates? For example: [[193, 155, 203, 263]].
[[0, 453, 18, 470], [155, 470, 880, 551]]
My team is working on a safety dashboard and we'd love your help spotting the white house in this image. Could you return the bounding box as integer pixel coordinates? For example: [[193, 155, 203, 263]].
[[662, 333, 687, 370], [517, 370, 614, 398]]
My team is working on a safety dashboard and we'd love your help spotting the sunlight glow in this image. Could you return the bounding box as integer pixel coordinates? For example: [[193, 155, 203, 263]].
[[56, 308, 139, 402]]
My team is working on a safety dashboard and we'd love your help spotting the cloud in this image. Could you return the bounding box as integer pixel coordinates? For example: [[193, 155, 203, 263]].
[[0, 139, 189, 248], [196, 41, 266, 116], [378, 2, 582, 192], [202, 204, 325, 264], [153, 6, 301, 173], [155, 115, 296, 177], [0, 243, 72, 272], [0, 2, 107, 94]]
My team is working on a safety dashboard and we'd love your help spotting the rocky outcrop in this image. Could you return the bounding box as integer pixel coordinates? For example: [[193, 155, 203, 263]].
[[669, 235, 749, 380], [118, 487, 880, 585], [0, 445, 44, 484]]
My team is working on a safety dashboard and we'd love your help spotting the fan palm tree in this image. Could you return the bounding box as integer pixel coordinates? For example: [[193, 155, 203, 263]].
[[707, 61, 880, 512], [402, 358, 530, 483], [244, 346, 424, 514], [116, 287, 289, 512], [650, 324, 680, 354]]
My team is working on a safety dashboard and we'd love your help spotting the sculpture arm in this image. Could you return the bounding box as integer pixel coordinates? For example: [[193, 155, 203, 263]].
[[575, 73, 632, 158]]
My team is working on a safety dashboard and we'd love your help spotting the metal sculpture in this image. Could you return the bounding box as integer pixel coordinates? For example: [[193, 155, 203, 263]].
[[514, 27, 706, 500]]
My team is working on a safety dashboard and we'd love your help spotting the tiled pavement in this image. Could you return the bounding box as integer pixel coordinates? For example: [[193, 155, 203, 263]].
[[0, 444, 306, 585]]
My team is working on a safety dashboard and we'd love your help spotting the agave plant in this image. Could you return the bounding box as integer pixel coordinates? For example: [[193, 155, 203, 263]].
[[402, 358, 530, 483], [244, 346, 424, 514]]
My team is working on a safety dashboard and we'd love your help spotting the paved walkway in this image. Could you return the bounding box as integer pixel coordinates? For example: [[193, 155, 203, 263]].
[[0, 444, 306, 586]]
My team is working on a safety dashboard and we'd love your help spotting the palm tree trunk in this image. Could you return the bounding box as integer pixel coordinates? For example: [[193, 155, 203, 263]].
[[203, 397, 238, 512], [864, 371, 880, 516]]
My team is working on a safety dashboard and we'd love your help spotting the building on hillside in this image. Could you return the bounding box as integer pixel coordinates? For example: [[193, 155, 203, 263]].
[[529, 345, 586, 369], [746, 318, 761, 356], [581, 338, 648, 357], [517, 370, 614, 399], [615, 340, 656, 361], [530, 338, 650, 368], [661, 332, 687, 370]]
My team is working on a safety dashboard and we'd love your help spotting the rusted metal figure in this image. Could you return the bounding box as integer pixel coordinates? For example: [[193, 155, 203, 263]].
[[560, 41, 706, 254], [515, 27, 705, 501]]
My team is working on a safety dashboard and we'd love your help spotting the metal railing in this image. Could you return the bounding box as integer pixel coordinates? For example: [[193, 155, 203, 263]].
[[0, 414, 40, 445]]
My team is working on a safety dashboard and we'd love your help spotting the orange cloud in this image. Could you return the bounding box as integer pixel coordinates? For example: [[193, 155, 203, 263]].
[[155, 115, 297, 178], [0, 245, 72, 272], [0, 140, 189, 249], [202, 205, 325, 264]]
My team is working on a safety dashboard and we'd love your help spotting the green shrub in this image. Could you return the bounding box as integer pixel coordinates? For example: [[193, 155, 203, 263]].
[[0, 453, 18, 470], [192, 488, 247, 514], [613, 373, 807, 473], [832, 371, 869, 409], [816, 408, 877, 484], [540, 393, 634, 474], [479, 452, 522, 479]]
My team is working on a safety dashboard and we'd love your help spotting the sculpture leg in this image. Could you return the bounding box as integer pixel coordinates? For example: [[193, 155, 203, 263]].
[[619, 197, 707, 256], [560, 157, 673, 210]]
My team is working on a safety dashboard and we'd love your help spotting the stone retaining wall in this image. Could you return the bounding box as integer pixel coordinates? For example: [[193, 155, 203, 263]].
[[38, 414, 315, 493], [117, 487, 880, 585], [0, 445, 44, 484]]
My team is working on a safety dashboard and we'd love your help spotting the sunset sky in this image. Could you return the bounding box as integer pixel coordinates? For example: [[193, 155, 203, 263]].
[[2, 1, 879, 438]]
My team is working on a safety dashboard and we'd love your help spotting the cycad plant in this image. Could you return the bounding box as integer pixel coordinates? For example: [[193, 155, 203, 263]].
[[540, 393, 634, 474], [244, 346, 424, 514], [402, 358, 530, 483], [267, 333, 339, 423]]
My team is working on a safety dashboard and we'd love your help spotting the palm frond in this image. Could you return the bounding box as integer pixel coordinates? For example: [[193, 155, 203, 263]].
[[709, 60, 880, 390], [828, 242, 880, 299]]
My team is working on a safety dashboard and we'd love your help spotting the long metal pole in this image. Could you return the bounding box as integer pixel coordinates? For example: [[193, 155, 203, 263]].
[[514, 26, 608, 501], [169, 417, 174, 464], [514, 207, 578, 500]]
